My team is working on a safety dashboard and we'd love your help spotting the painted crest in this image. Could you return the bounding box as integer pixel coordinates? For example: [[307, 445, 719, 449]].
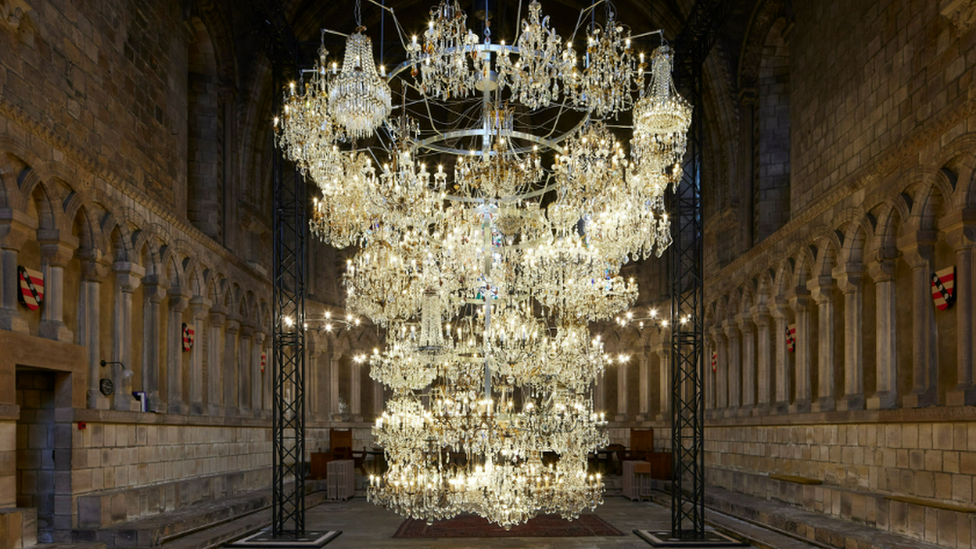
[[182, 323, 194, 352], [17, 266, 44, 311], [711, 351, 717, 372], [931, 266, 956, 311], [786, 324, 796, 353]]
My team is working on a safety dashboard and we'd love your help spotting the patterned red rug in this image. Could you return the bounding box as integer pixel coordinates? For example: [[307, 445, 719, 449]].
[[392, 513, 624, 538]]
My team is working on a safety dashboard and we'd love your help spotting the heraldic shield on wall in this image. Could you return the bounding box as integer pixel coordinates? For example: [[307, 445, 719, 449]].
[[17, 265, 44, 311], [931, 266, 956, 311]]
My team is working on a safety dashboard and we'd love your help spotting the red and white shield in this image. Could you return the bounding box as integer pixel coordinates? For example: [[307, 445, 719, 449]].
[[711, 351, 717, 372], [786, 324, 796, 353], [182, 323, 194, 352], [17, 266, 44, 311], [931, 267, 956, 311]]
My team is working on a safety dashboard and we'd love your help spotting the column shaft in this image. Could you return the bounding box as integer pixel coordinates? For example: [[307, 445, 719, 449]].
[[790, 291, 812, 413], [837, 270, 864, 411], [811, 279, 836, 412]]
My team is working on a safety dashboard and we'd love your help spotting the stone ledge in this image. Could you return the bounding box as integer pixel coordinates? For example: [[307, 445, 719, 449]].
[[708, 467, 976, 548], [884, 496, 976, 515], [705, 403, 976, 428], [768, 474, 822, 486], [702, 485, 950, 549], [70, 408, 272, 428]]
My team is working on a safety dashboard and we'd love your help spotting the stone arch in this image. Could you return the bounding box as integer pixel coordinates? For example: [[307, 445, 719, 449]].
[[772, 257, 794, 299], [792, 245, 817, 289], [811, 230, 841, 278]]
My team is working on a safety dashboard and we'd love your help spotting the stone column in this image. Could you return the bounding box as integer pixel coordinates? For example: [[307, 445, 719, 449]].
[[810, 276, 837, 412], [166, 289, 190, 414], [736, 313, 756, 415], [239, 325, 253, 414], [723, 320, 741, 416], [80, 257, 109, 409], [615, 358, 629, 422], [207, 308, 226, 415], [188, 296, 211, 414], [655, 345, 669, 420], [867, 258, 898, 409], [594, 371, 607, 417], [112, 261, 144, 411], [902, 234, 938, 408], [789, 289, 812, 413], [38, 232, 77, 342], [0, 213, 32, 333], [836, 267, 865, 411], [223, 317, 240, 416], [330, 352, 342, 418], [946, 225, 976, 406], [636, 352, 650, 421], [752, 305, 772, 414], [350, 354, 363, 422], [373, 379, 384, 419], [711, 327, 727, 411], [141, 276, 168, 413], [252, 331, 266, 414], [771, 298, 790, 413]]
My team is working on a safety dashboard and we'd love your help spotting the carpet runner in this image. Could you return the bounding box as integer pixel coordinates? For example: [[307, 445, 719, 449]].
[[392, 513, 624, 538]]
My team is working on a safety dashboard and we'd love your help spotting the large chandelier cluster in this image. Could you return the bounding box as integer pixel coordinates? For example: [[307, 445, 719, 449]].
[[275, 0, 691, 529]]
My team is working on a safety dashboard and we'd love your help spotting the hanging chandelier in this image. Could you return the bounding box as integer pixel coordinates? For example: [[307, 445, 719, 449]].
[[275, 0, 692, 528]]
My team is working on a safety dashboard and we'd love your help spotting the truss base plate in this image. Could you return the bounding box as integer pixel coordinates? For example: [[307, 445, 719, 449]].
[[227, 530, 340, 548], [634, 529, 748, 547]]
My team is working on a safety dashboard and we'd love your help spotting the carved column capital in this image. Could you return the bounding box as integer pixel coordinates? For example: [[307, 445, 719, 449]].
[[113, 261, 145, 292], [0, 210, 35, 251], [0, 0, 32, 32], [167, 288, 190, 313], [81, 257, 110, 283], [898, 230, 937, 268], [190, 296, 212, 319], [735, 313, 754, 334], [808, 275, 836, 304], [38, 230, 79, 267], [208, 309, 227, 326], [942, 0, 976, 32], [225, 317, 241, 334], [833, 263, 864, 294], [722, 319, 740, 338], [867, 258, 897, 283], [788, 288, 811, 312]]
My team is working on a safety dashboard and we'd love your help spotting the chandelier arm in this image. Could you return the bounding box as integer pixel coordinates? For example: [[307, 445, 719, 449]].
[[569, 0, 609, 43]]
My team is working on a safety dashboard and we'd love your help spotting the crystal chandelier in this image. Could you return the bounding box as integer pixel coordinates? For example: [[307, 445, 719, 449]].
[[496, 0, 573, 109], [553, 121, 627, 212], [406, 0, 480, 100], [330, 23, 392, 138], [631, 45, 693, 192], [568, 6, 643, 117], [276, 0, 694, 529]]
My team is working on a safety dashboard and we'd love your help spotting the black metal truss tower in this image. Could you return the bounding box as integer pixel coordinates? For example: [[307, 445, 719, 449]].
[[271, 50, 308, 538], [669, 0, 739, 539]]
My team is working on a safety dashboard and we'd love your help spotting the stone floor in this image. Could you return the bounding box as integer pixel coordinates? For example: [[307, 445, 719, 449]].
[[305, 496, 758, 549]]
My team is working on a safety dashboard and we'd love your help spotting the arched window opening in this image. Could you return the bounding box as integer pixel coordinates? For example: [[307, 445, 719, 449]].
[[754, 17, 791, 242], [187, 17, 223, 241]]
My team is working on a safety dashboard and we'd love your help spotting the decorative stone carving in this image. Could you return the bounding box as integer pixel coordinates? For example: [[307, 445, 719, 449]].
[[0, 0, 31, 32], [942, 0, 976, 33]]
